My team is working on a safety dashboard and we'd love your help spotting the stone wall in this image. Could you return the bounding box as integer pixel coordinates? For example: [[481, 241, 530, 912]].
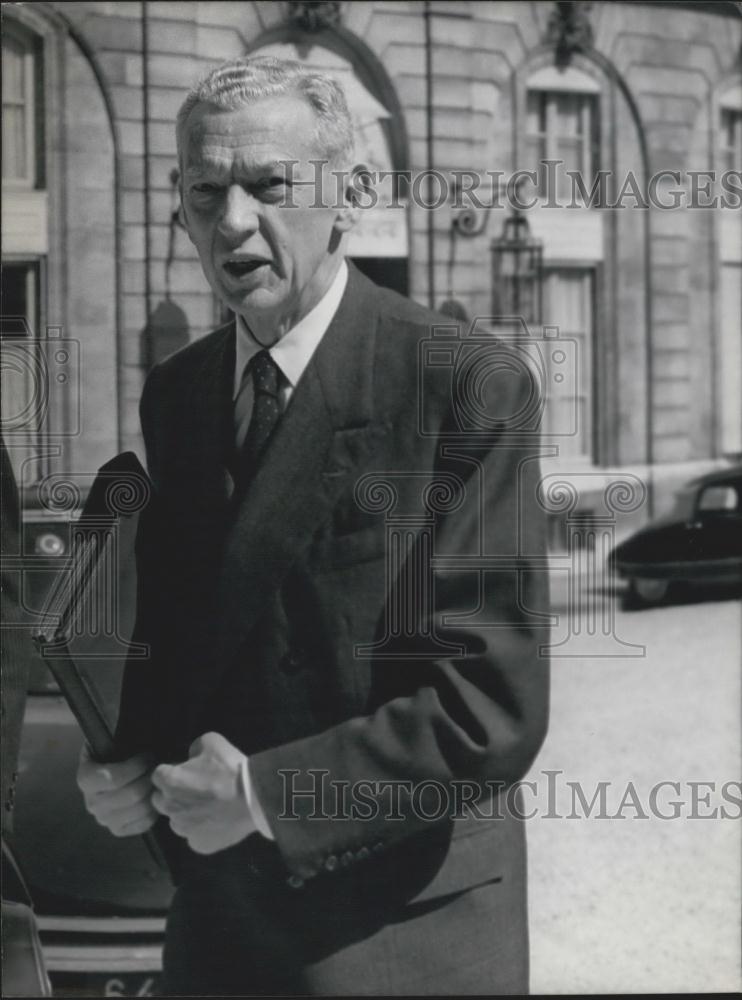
[[12, 1, 742, 473]]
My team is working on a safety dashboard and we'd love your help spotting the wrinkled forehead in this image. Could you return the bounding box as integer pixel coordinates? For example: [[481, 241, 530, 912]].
[[180, 96, 321, 169]]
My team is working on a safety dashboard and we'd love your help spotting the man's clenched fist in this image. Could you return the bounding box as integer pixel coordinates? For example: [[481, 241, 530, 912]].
[[151, 732, 256, 855], [76, 746, 158, 837]]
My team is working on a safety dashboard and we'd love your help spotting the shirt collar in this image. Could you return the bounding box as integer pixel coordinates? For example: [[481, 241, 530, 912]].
[[233, 260, 348, 399]]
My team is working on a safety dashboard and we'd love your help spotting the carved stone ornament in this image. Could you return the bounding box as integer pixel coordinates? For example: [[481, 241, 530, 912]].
[[287, 1, 342, 33], [546, 1, 594, 69]]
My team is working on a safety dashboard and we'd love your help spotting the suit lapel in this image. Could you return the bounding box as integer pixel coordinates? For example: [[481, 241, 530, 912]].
[[180, 321, 236, 506], [214, 264, 389, 659]]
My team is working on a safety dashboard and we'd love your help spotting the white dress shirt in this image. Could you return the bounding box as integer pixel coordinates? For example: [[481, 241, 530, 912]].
[[232, 260, 348, 840], [233, 261, 349, 449]]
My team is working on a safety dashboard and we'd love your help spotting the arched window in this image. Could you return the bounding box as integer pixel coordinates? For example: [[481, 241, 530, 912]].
[[1, 11, 118, 492], [718, 82, 742, 457], [2, 21, 42, 189], [1, 20, 47, 485], [525, 66, 601, 203], [521, 67, 603, 463], [719, 84, 742, 174]]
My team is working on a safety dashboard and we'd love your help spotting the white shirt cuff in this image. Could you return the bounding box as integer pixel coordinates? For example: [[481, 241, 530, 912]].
[[240, 755, 274, 840]]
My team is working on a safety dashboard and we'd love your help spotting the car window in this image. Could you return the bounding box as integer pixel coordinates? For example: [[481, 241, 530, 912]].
[[697, 484, 739, 513]]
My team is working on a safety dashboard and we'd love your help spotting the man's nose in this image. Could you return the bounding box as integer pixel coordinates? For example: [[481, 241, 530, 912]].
[[218, 185, 259, 239]]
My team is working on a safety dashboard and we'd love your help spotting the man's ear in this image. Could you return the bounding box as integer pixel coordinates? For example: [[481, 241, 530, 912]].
[[333, 162, 372, 233]]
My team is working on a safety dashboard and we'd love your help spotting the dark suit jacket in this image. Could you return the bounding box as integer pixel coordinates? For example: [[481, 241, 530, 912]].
[[117, 265, 550, 993]]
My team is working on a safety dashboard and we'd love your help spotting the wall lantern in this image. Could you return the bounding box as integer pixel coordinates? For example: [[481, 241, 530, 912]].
[[490, 212, 543, 325], [448, 175, 544, 327]]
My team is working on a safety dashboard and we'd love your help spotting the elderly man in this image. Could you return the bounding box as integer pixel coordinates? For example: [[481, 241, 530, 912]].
[[78, 57, 549, 995]]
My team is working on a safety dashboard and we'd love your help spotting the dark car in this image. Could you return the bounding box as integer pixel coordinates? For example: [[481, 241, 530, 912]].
[[609, 465, 742, 607]]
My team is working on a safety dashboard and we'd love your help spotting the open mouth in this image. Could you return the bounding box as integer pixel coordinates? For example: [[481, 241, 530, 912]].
[[223, 259, 270, 278]]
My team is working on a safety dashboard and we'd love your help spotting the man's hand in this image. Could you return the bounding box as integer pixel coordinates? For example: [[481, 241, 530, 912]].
[[151, 732, 256, 855], [76, 746, 158, 837]]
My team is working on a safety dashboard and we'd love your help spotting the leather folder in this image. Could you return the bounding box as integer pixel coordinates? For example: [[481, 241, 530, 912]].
[[32, 452, 177, 875]]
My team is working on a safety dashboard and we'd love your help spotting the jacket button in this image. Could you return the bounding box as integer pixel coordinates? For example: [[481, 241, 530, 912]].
[[324, 854, 339, 872], [356, 846, 371, 861], [340, 851, 354, 868], [280, 648, 306, 673], [286, 874, 305, 889], [372, 841, 385, 854]]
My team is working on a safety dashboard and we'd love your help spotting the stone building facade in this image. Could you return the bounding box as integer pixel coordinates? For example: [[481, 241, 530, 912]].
[[2, 0, 740, 524]]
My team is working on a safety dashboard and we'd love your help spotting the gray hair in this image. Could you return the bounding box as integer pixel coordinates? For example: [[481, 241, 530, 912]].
[[176, 56, 355, 165]]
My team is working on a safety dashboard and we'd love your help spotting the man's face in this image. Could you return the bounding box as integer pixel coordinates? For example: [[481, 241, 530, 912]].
[[180, 94, 349, 336]]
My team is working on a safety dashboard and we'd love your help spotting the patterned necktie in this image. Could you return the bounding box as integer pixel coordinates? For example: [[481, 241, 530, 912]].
[[231, 349, 282, 490]]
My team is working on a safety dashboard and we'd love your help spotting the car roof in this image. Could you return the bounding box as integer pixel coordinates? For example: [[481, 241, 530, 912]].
[[685, 464, 742, 490]]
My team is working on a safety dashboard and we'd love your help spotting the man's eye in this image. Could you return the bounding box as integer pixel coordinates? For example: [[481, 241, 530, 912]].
[[191, 182, 220, 195]]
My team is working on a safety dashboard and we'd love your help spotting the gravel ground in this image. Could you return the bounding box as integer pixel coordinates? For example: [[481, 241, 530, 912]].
[[526, 586, 741, 994]]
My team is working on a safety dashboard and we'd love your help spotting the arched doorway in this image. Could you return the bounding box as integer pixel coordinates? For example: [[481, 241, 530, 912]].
[[1, 6, 118, 490]]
